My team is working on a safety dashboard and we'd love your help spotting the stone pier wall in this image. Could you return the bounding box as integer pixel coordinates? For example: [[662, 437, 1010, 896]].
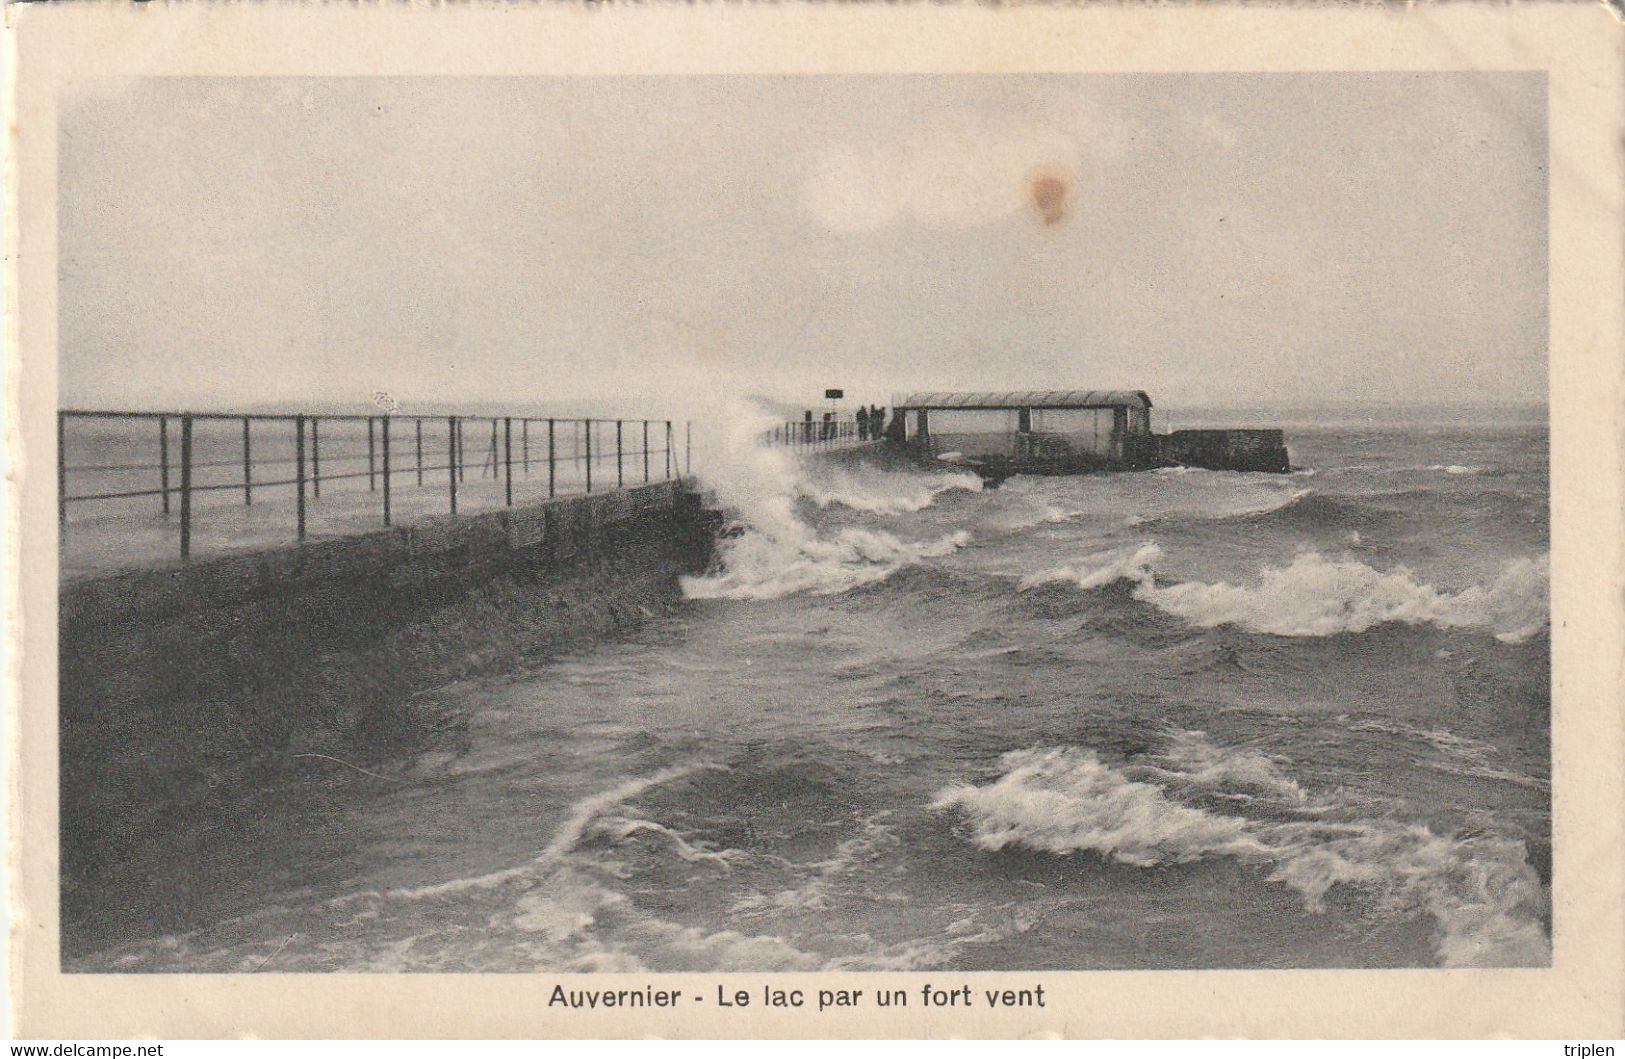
[[58, 481, 718, 953]]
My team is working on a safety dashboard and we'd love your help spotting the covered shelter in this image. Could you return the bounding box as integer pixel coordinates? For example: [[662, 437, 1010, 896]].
[[890, 390, 1156, 468]]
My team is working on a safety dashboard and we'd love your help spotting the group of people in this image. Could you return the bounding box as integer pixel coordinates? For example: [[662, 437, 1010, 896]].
[[855, 404, 890, 441], [799, 405, 893, 442]]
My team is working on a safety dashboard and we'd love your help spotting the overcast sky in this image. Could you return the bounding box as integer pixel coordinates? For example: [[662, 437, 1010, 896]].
[[58, 72, 1546, 415]]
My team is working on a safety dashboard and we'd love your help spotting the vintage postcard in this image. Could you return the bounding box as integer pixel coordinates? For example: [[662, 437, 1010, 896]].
[[7, 1, 1623, 1040]]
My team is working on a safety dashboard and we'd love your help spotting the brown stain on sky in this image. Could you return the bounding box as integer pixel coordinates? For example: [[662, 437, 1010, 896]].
[[1028, 168, 1072, 228]]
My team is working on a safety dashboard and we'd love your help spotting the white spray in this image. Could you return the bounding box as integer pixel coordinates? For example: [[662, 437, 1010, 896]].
[[680, 398, 974, 600]]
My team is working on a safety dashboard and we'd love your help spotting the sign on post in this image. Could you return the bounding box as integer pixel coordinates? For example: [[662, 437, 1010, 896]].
[[824, 389, 844, 400]]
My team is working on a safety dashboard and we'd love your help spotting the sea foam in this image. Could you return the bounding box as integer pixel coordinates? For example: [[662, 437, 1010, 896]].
[[1021, 543, 1548, 642], [682, 526, 970, 600], [932, 735, 1549, 967], [1143, 552, 1549, 642], [799, 464, 983, 515], [681, 415, 975, 600]]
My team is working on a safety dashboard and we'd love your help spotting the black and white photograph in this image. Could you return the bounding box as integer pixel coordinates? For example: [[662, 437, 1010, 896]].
[[45, 67, 1560, 980]]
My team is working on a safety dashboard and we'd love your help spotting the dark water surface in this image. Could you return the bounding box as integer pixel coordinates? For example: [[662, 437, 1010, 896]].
[[72, 424, 1550, 972]]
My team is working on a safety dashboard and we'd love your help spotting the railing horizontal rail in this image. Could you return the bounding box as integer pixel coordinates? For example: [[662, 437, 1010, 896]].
[[764, 415, 877, 450], [66, 486, 171, 503], [62, 445, 674, 479], [62, 410, 677, 424]]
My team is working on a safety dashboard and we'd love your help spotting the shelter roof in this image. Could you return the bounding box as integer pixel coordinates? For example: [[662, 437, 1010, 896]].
[[892, 390, 1152, 410]]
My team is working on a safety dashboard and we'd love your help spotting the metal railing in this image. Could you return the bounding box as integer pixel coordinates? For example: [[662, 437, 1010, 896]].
[[767, 419, 877, 450], [58, 409, 693, 565]]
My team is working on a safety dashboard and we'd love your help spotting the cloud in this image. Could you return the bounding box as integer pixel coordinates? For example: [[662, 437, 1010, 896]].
[[799, 113, 1080, 233]]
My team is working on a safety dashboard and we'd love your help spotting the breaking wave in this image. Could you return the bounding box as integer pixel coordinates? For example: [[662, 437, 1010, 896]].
[[731, 811, 902, 915], [1138, 728, 1311, 806], [1021, 544, 1548, 643], [683, 414, 974, 600], [799, 464, 983, 515], [365, 763, 726, 903], [683, 526, 970, 600], [932, 736, 1549, 967], [1146, 552, 1549, 642], [1020, 541, 1164, 593], [975, 496, 1080, 534], [486, 767, 980, 972]]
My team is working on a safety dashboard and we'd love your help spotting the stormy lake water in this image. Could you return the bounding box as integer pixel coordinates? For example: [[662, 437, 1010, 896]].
[[70, 421, 1551, 972]]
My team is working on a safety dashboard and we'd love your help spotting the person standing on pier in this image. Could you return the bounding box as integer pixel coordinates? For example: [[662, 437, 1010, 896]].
[[856, 406, 870, 441]]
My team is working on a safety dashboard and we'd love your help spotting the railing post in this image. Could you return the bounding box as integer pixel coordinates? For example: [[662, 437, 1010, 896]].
[[56, 411, 66, 532], [616, 419, 624, 488], [522, 419, 530, 476], [179, 414, 194, 561], [643, 420, 650, 483], [367, 416, 376, 491], [686, 421, 692, 475], [295, 415, 307, 541], [547, 418, 556, 498], [415, 418, 424, 486], [665, 421, 673, 479], [311, 417, 321, 499], [489, 418, 499, 479], [242, 416, 253, 506], [457, 418, 466, 483], [503, 416, 513, 507], [158, 414, 170, 515], [448, 415, 459, 514], [585, 419, 593, 493], [381, 415, 392, 526]]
